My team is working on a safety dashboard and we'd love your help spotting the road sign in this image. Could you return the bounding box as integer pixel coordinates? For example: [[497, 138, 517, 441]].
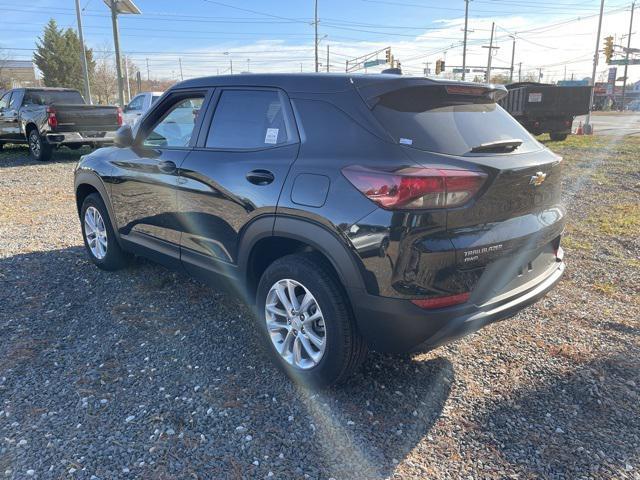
[[608, 58, 640, 65], [364, 59, 386, 68], [452, 68, 470, 73], [608, 67, 617, 83]]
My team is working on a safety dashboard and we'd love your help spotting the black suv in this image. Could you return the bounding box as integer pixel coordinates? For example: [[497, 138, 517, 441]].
[[74, 74, 565, 388]]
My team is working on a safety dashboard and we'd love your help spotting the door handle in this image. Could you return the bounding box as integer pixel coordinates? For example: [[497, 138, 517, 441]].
[[246, 169, 275, 186], [158, 160, 177, 173]]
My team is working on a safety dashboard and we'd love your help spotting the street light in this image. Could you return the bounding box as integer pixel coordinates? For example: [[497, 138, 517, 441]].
[[103, 0, 141, 107]]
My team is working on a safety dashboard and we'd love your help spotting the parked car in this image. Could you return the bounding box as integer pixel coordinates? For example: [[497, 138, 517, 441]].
[[122, 91, 163, 126], [498, 82, 591, 141], [74, 74, 565, 388], [0, 87, 122, 161]]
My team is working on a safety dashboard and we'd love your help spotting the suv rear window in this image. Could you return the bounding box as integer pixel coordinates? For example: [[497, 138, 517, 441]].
[[368, 86, 541, 156], [24, 90, 85, 105]]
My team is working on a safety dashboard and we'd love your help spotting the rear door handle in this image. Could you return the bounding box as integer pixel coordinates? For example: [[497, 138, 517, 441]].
[[246, 169, 275, 185], [158, 160, 177, 173]]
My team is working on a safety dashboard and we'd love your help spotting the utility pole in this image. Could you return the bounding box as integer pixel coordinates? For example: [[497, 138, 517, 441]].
[[326, 44, 330, 72], [230, 58, 233, 74], [179, 57, 183, 81], [509, 35, 516, 83], [123, 56, 131, 103], [483, 22, 496, 82], [518, 62, 522, 82], [564, 64, 567, 80], [314, 0, 319, 72], [74, 0, 92, 104], [146, 58, 150, 81], [462, 0, 470, 80], [622, 1, 635, 110], [109, 0, 125, 107], [538, 68, 543, 82], [247, 58, 250, 72], [586, 0, 605, 133]]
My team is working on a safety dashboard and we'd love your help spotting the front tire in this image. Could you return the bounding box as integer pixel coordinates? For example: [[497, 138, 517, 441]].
[[256, 253, 368, 389], [80, 193, 129, 270], [28, 130, 52, 161]]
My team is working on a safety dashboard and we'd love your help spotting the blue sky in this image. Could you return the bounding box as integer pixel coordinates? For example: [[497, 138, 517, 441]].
[[0, 0, 635, 82]]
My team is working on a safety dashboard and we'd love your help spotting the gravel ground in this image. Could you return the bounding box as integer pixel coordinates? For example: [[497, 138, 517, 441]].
[[0, 137, 638, 480]]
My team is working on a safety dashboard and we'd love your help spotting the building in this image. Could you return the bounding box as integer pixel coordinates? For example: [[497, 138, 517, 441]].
[[0, 60, 37, 89]]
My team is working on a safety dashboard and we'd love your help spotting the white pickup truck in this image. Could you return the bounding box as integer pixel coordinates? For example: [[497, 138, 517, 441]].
[[122, 91, 163, 126]]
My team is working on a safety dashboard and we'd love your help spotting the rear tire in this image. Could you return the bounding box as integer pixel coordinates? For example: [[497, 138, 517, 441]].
[[549, 132, 568, 141], [28, 129, 52, 161], [256, 253, 368, 389], [80, 193, 130, 271]]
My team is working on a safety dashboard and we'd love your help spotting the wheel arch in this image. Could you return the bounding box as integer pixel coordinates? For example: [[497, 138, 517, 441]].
[[238, 215, 368, 306], [74, 171, 122, 246]]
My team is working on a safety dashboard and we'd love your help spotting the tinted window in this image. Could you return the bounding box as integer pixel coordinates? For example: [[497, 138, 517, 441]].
[[369, 86, 541, 156], [0, 92, 11, 110], [206, 90, 289, 149], [127, 95, 144, 110], [8, 90, 23, 109], [24, 90, 85, 105], [151, 95, 161, 104], [143, 95, 204, 148]]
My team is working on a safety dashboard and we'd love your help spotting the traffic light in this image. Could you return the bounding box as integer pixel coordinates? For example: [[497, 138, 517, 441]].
[[603, 36, 614, 63], [385, 48, 392, 64], [435, 59, 445, 74]]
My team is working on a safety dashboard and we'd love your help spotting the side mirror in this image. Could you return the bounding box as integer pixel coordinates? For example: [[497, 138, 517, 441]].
[[114, 124, 134, 148], [123, 104, 129, 112]]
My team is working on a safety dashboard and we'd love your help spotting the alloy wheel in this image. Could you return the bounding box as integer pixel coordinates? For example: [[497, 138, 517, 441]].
[[29, 132, 40, 158], [84, 206, 108, 260], [265, 279, 327, 370]]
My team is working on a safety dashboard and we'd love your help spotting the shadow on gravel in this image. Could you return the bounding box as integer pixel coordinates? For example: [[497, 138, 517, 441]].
[[468, 355, 639, 478], [0, 144, 93, 168], [0, 246, 453, 479]]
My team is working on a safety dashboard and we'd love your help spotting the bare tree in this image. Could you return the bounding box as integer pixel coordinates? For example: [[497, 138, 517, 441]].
[[92, 45, 117, 105], [0, 45, 12, 91]]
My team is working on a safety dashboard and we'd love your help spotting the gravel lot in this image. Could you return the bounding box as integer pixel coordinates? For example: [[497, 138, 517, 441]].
[[0, 137, 638, 480]]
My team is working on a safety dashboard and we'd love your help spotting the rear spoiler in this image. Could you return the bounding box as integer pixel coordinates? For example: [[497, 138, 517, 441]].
[[354, 77, 508, 107]]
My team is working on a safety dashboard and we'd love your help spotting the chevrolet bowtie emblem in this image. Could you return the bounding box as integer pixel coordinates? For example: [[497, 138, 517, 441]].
[[529, 172, 547, 186]]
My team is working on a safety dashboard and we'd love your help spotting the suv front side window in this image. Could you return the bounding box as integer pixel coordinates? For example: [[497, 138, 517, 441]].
[[206, 90, 290, 150], [127, 95, 143, 111], [142, 95, 204, 148], [0, 92, 11, 110]]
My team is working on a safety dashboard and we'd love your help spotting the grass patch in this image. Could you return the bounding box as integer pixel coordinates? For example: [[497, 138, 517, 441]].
[[561, 235, 594, 252], [589, 203, 640, 238], [593, 282, 618, 296]]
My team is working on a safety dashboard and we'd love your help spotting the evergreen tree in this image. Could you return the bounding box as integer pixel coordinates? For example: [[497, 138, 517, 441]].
[[33, 19, 95, 93]]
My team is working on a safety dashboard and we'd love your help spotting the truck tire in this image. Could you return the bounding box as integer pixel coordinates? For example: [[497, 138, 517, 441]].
[[28, 130, 53, 161], [256, 253, 368, 389], [549, 133, 568, 141]]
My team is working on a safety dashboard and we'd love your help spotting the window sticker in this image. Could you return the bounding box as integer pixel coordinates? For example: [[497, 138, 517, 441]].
[[399, 137, 413, 145], [265, 128, 279, 144]]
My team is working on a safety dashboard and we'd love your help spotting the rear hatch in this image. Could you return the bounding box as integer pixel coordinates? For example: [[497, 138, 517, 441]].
[[355, 78, 564, 302], [54, 105, 120, 132]]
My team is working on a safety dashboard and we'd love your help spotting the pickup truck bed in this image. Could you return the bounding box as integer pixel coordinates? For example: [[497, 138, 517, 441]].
[[0, 87, 122, 161]]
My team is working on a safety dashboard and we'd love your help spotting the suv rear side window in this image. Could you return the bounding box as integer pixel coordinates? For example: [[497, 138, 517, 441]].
[[368, 86, 541, 156], [0, 92, 11, 110], [206, 90, 289, 149]]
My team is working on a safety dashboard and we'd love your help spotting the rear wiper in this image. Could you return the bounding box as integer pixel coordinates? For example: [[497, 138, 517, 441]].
[[470, 139, 523, 153]]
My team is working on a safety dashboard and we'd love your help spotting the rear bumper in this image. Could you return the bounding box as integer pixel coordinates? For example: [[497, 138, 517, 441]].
[[45, 131, 116, 145], [351, 258, 564, 353]]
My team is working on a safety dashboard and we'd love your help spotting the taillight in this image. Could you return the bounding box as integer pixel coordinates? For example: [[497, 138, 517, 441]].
[[116, 107, 123, 126], [47, 107, 57, 129], [411, 292, 470, 309], [342, 165, 487, 210]]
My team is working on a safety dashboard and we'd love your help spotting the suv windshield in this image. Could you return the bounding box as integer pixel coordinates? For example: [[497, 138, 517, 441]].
[[24, 90, 85, 106], [368, 85, 541, 156]]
